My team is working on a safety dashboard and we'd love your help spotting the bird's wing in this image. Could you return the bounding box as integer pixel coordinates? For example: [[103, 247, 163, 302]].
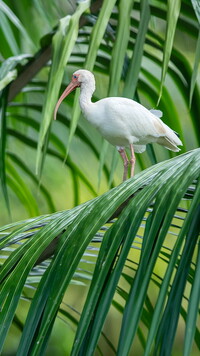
[[103, 99, 166, 139], [150, 114, 167, 136], [124, 102, 167, 138], [95, 98, 180, 146]]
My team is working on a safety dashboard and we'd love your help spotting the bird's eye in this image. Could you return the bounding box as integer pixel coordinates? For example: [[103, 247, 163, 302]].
[[73, 75, 77, 79]]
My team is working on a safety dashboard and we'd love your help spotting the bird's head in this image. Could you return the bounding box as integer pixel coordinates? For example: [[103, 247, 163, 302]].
[[54, 69, 95, 120]]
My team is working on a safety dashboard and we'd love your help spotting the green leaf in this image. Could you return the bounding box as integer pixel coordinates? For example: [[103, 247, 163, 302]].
[[123, 0, 150, 98], [191, 0, 200, 23], [71, 172, 163, 355], [6, 161, 40, 216], [189, 28, 200, 107], [109, 0, 135, 96], [16, 169, 148, 355], [0, 207, 84, 353], [117, 154, 199, 356], [0, 54, 31, 91], [36, 0, 90, 177], [0, 87, 10, 216], [183, 237, 200, 356], [157, 0, 181, 104], [0, 149, 199, 355], [7, 152, 56, 212], [154, 193, 200, 355], [0, 10, 20, 56], [70, 150, 200, 356], [144, 179, 200, 356], [108, 148, 120, 187], [0, 0, 35, 50], [98, 140, 109, 190]]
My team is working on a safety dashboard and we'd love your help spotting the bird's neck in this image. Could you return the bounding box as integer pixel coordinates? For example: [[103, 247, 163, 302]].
[[79, 82, 94, 116]]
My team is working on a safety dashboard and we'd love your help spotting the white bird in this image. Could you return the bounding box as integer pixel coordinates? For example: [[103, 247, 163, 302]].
[[54, 69, 182, 181]]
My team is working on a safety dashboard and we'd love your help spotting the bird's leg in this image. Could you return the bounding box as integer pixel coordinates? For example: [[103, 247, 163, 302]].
[[118, 148, 129, 181], [130, 144, 136, 177]]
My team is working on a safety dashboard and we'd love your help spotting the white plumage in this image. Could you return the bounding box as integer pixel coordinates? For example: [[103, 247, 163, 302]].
[[54, 69, 182, 180]]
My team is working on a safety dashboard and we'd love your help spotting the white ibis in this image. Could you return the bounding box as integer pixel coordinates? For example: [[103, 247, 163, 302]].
[[54, 69, 182, 181]]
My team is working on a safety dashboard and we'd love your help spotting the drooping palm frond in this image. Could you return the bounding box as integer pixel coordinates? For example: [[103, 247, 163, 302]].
[[0, 149, 199, 355]]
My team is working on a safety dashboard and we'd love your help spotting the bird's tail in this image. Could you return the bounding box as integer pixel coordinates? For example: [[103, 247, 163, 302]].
[[156, 122, 183, 152], [157, 135, 182, 152]]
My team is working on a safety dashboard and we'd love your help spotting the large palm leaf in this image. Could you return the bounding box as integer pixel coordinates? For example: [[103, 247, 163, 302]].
[[0, 149, 199, 355]]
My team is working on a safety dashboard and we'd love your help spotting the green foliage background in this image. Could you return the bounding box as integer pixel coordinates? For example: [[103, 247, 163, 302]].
[[0, 0, 199, 355]]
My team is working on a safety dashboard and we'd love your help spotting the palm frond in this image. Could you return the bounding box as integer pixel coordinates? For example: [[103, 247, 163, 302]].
[[0, 149, 199, 355]]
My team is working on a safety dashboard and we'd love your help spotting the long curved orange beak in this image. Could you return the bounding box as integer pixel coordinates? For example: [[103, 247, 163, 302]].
[[54, 80, 80, 120]]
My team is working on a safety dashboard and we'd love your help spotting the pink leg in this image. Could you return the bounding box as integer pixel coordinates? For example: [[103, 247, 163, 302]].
[[118, 148, 129, 181], [130, 144, 136, 177]]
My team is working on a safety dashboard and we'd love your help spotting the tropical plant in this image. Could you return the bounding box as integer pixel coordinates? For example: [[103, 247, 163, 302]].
[[0, 149, 200, 355], [0, 0, 199, 355]]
